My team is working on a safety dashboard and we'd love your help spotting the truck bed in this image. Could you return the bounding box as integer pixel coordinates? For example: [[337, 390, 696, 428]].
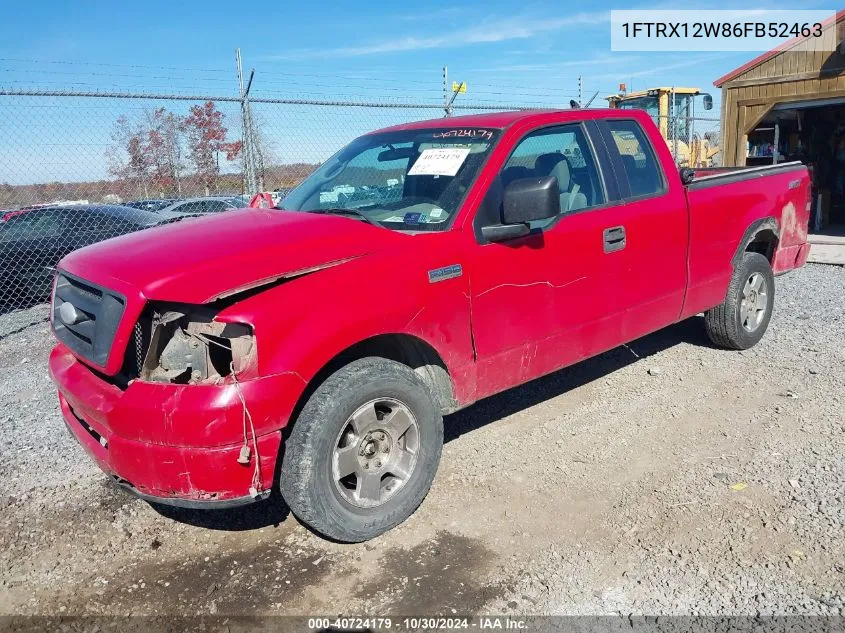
[[680, 161, 811, 320]]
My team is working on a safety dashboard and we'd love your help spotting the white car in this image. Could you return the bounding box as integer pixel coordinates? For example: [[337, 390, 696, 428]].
[[124, 196, 242, 215]]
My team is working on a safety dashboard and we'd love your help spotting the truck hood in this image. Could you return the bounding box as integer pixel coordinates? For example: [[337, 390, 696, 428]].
[[59, 209, 398, 304]]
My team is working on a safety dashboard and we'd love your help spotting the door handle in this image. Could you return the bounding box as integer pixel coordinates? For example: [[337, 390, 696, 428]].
[[603, 226, 626, 253]]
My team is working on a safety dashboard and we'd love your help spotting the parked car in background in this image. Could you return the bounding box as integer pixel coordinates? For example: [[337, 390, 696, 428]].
[[248, 190, 292, 208], [125, 196, 242, 215], [122, 199, 181, 212], [228, 193, 252, 206], [0, 204, 192, 305]]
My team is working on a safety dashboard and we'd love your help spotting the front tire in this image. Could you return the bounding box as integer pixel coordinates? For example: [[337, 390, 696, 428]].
[[704, 251, 775, 350], [279, 357, 443, 542]]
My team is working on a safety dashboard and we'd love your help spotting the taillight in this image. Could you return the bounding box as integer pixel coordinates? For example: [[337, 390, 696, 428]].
[[2, 209, 28, 222]]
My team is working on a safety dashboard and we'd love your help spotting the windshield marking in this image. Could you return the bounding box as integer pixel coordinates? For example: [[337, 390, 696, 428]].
[[432, 129, 494, 140], [408, 148, 471, 177]]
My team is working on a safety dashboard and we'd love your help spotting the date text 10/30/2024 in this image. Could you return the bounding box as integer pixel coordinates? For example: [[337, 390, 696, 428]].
[[307, 616, 528, 630]]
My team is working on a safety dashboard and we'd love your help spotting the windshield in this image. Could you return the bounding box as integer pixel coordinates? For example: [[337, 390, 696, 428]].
[[280, 127, 500, 231], [617, 96, 660, 119]]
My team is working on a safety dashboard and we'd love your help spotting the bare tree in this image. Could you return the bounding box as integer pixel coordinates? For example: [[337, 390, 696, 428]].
[[106, 116, 150, 199], [144, 107, 185, 196]]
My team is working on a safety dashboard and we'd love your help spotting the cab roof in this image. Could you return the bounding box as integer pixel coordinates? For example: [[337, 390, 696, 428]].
[[368, 108, 656, 138], [369, 109, 563, 134]]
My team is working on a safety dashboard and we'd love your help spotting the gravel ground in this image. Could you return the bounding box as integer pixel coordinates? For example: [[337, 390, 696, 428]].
[[0, 263, 843, 617]]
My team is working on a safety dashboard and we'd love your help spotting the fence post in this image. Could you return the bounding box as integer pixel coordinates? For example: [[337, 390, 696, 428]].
[[244, 86, 263, 193], [236, 48, 258, 195]]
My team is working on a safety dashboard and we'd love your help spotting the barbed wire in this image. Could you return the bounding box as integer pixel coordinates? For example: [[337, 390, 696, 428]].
[[0, 58, 234, 73], [0, 58, 614, 100], [0, 88, 557, 111]]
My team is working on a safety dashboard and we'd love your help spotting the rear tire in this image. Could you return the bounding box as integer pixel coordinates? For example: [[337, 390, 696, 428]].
[[279, 357, 443, 542], [704, 252, 774, 350]]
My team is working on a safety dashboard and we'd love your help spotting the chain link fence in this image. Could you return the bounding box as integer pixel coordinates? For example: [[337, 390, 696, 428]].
[[0, 88, 719, 311], [655, 114, 722, 168]]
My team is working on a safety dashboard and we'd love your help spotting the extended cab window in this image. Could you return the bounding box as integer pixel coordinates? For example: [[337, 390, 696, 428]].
[[499, 124, 605, 229], [606, 120, 665, 198]]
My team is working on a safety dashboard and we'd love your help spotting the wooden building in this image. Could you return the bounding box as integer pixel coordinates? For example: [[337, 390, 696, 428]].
[[716, 12, 845, 231]]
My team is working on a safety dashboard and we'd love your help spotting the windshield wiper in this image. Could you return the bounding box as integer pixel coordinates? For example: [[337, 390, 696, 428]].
[[304, 207, 381, 226]]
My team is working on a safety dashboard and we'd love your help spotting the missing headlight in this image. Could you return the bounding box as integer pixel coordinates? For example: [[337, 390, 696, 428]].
[[140, 306, 255, 384]]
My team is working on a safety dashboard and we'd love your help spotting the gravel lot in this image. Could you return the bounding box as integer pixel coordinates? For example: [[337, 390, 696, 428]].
[[0, 263, 843, 617]]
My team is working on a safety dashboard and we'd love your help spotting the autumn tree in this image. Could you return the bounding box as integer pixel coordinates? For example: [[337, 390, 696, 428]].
[[108, 102, 241, 199], [183, 101, 242, 196]]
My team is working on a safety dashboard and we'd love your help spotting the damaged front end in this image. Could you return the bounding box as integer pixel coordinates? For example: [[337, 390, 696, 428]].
[[130, 305, 256, 385]]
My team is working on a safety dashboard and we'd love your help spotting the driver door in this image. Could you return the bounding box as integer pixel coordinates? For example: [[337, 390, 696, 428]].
[[467, 122, 630, 399]]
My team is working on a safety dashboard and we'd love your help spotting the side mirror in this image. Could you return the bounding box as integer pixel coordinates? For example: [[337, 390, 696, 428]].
[[481, 175, 560, 242], [503, 175, 560, 224], [702, 94, 713, 111]]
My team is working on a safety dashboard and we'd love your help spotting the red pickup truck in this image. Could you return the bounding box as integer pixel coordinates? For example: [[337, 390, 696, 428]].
[[49, 109, 810, 542]]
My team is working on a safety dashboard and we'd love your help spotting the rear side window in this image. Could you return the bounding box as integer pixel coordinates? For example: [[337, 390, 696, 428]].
[[606, 120, 665, 199], [178, 201, 206, 214], [203, 200, 229, 213]]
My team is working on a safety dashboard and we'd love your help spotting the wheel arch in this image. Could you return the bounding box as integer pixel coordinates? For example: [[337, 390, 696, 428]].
[[733, 217, 780, 268], [285, 333, 458, 439]]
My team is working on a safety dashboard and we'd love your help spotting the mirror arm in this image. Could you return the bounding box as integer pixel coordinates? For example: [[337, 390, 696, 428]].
[[481, 223, 531, 242]]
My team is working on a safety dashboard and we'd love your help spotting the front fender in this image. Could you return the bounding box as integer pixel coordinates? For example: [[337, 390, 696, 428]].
[[217, 248, 477, 410]]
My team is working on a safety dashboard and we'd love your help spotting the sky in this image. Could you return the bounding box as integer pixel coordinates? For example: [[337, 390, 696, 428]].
[[0, 0, 834, 185]]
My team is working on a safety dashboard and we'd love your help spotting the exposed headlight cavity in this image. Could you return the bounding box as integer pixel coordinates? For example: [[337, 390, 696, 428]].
[[140, 305, 255, 384]]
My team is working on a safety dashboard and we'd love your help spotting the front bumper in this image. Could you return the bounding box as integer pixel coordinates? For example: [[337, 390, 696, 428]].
[[50, 344, 304, 505], [114, 476, 269, 509]]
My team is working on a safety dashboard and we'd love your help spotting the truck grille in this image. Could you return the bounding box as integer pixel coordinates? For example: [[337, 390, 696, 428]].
[[52, 272, 126, 368], [120, 311, 152, 381]]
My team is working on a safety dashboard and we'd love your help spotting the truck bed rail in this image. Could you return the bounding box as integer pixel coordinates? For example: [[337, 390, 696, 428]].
[[682, 161, 805, 190]]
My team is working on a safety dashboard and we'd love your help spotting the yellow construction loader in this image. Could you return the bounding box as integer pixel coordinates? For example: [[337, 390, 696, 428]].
[[606, 87, 720, 167]]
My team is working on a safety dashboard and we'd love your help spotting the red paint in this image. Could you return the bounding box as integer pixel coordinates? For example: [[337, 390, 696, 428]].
[[249, 192, 274, 208], [50, 109, 810, 506], [2, 207, 44, 222]]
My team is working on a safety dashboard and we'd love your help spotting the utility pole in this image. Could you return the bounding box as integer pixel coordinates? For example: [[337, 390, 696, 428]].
[[236, 48, 259, 196], [671, 86, 679, 163], [578, 75, 583, 107]]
